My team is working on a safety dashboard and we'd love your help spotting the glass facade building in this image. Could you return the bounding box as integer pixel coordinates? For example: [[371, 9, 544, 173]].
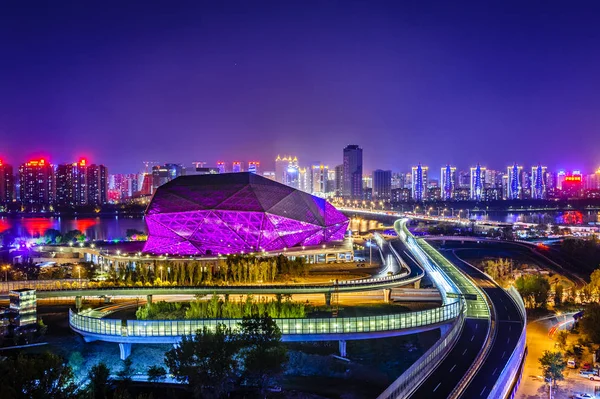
[[144, 172, 349, 255]]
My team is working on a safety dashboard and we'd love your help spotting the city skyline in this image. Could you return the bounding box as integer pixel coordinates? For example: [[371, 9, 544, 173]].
[[2, 1, 600, 173]]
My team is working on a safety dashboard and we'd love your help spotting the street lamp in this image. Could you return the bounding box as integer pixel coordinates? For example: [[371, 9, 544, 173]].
[[2, 265, 9, 282], [159, 266, 163, 281]]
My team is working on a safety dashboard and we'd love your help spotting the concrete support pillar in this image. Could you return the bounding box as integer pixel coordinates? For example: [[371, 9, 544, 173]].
[[119, 343, 132, 360], [339, 340, 347, 358], [147, 294, 153, 304], [325, 292, 332, 307], [75, 296, 82, 310], [413, 279, 421, 289], [103, 296, 111, 304], [383, 288, 392, 303]]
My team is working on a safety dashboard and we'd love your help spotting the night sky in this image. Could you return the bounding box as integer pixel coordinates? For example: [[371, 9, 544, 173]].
[[1, 1, 599, 175]]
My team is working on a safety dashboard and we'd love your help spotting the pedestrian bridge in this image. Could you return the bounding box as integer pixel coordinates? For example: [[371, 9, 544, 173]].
[[69, 298, 463, 359]]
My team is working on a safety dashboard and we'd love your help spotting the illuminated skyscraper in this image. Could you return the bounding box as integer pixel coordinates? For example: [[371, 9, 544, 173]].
[[440, 165, 457, 201], [152, 164, 183, 191], [470, 164, 486, 201], [411, 164, 428, 201], [56, 159, 87, 206], [310, 164, 329, 195], [557, 170, 566, 190], [232, 161, 243, 173], [373, 169, 392, 201], [216, 162, 226, 174], [87, 164, 108, 206], [507, 163, 523, 199], [334, 164, 344, 197], [342, 145, 363, 200], [532, 165, 548, 199], [0, 160, 14, 204], [19, 159, 55, 206], [247, 161, 260, 174], [275, 155, 299, 186]]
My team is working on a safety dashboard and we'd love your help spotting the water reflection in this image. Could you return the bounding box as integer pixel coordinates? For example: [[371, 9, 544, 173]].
[[0, 217, 146, 241]]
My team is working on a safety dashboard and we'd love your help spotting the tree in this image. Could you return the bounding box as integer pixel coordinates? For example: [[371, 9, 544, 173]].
[[116, 358, 135, 383], [239, 314, 288, 394], [515, 275, 551, 308], [147, 365, 167, 383], [0, 352, 77, 399], [84, 362, 112, 399], [556, 330, 568, 351], [165, 324, 239, 398], [555, 284, 564, 306], [539, 350, 566, 387], [581, 303, 600, 345]]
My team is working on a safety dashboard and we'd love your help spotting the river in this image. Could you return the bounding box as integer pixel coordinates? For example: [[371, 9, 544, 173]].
[[0, 216, 147, 241]]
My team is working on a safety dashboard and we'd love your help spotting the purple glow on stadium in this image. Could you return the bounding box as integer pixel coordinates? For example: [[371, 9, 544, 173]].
[[143, 173, 349, 255]]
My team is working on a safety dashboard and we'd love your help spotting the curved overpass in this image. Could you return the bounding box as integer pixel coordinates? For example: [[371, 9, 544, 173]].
[[69, 234, 458, 360]]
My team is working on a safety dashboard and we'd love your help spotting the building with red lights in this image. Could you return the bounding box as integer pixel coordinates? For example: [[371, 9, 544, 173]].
[[19, 159, 55, 206], [56, 160, 88, 206], [560, 171, 583, 198]]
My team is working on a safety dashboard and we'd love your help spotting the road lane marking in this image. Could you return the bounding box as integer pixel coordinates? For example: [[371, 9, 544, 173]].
[[492, 367, 497, 375], [507, 338, 510, 344], [462, 349, 468, 355], [471, 335, 474, 341], [433, 382, 441, 392], [480, 386, 487, 396], [450, 364, 456, 372], [502, 351, 506, 358]]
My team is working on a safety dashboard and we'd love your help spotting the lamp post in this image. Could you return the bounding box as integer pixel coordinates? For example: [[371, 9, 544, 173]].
[[2, 265, 9, 282], [159, 266, 163, 281]]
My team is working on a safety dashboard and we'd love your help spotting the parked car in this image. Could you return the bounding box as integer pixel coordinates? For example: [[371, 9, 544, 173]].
[[581, 362, 592, 371], [572, 393, 593, 399], [568, 358, 578, 369]]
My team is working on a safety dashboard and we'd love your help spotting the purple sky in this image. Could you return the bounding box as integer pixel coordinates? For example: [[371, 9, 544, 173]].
[[1, 1, 599, 176]]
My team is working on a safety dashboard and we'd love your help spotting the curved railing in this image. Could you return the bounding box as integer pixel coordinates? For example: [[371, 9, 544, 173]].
[[487, 286, 527, 399], [69, 298, 462, 341], [377, 308, 464, 399]]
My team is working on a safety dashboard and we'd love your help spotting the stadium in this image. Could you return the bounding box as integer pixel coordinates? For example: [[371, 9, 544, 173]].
[[143, 173, 349, 256]]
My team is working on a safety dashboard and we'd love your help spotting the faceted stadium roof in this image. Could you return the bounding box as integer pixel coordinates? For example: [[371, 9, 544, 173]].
[[143, 173, 349, 255]]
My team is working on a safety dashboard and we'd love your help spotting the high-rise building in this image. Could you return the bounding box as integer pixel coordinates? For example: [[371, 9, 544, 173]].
[[152, 163, 184, 191], [19, 159, 55, 206], [411, 164, 428, 201], [216, 162, 227, 174], [0, 160, 14, 204], [87, 164, 108, 206], [391, 172, 405, 190], [56, 159, 88, 206], [342, 145, 363, 200], [334, 164, 344, 197], [274, 156, 299, 187], [561, 171, 583, 198], [298, 167, 309, 193], [232, 161, 243, 173], [585, 168, 600, 191], [484, 169, 503, 189], [373, 169, 392, 201], [470, 164, 487, 201], [457, 170, 470, 189], [507, 163, 523, 200], [247, 161, 260, 174], [310, 164, 329, 195], [557, 170, 566, 190], [440, 165, 457, 201], [531, 165, 548, 199]]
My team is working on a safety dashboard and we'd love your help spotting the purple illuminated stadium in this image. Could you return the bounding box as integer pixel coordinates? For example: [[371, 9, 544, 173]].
[[143, 173, 349, 256]]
